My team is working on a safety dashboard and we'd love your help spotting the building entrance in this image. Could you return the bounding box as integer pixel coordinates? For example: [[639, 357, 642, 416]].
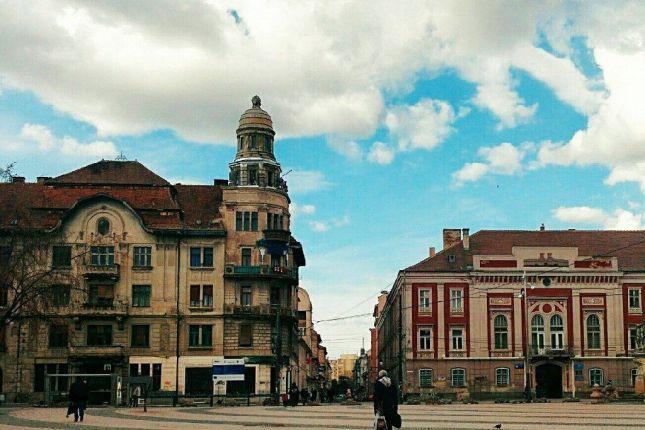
[[535, 363, 562, 398]]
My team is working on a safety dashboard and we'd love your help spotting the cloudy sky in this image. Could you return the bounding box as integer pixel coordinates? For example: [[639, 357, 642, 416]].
[[1, 1, 644, 357]]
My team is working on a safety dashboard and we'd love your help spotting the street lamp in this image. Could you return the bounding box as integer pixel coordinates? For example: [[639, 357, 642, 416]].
[[518, 273, 535, 402]]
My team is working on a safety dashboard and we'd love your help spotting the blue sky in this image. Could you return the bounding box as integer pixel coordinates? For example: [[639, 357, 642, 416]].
[[1, 1, 644, 357]]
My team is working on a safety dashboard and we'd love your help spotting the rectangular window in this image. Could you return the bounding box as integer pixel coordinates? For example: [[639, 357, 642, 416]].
[[267, 213, 273, 229], [251, 212, 258, 231], [133, 246, 152, 267], [419, 368, 433, 388], [34, 363, 68, 393], [131, 325, 150, 347], [451, 328, 464, 350], [189, 285, 213, 307], [190, 247, 213, 268], [271, 254, 281, 269], [629, 326, 638, 351], [236, 212, 243, 231], [241, 286, 252, 307], [589, 368, 604, 386], [239, 323, 252, 347], [419, 289, 431, 312], [495, 368, 510, 386], [52, 245, 72, 268], [451, 368, 466, 387], [244, 212, 251, 230], [48, 324, 68, 348], [241, 248, 252, 266], [450, 289, 463, 312], [132, 285, 151, 307], [188, 325, 212, 347], [248, 168, 258, 185], [90, 246, 114, 266], [88, 284, 114, 306], [190, 285, 201, 307], [270, 287, 280, 306], [202, 285, 213, 307], [628, 289, 641, 309], [50, 285, 70, 306], [87, 324, 112, 346], [153, 364, 162, 391], [418, 327, 432, 350], [237, 212, 259, 231]]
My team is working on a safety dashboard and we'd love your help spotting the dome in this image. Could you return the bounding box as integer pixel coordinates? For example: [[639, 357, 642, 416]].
[[237, 95, 274, 133]]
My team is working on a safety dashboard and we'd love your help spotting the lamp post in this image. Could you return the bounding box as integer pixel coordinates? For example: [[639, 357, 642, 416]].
[[518, 273, 535, 402]]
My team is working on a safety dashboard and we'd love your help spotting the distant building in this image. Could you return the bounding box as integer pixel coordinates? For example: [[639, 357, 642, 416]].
[[297, 288, 329, 391], [330, 354, 358, 381], [369, 291, 389, 395], [377, 228, 644, 399]]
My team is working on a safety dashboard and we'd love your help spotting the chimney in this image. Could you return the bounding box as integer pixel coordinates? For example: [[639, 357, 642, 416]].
[[442, 228, 461, 250], [462, 228, 470, 250], [11, 176, 25, 183], [540, 223, 545, 231], [37, 176, 51, 184], [429, 247, 436, 258]]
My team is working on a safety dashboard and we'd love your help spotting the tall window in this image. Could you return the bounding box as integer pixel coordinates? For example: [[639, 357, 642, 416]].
[[632, 368, 638, 387], [450, 289, 463, 312], [241, 248, 252, 266], [52, 245, 72, 268], [88, 285, 114, 306], [550, 314, 564, 349], [241, 286, 252, 307], [239, 323, 252, 347], [586, 314, 601, 349], [419, 369, 433, 388], [35, 363, 68, 393], [628, 289, 641, 309], [49, 324, 68, 348], [493, 315, 508, 349], [132, 285, 151, 307], [451, 368, 466, 387], [495, 367, 510, 387], [451, 328, 464, 350], [87, 324, 112, 346], [267, 213, 284, 230], [190, 247, 213, 268], [531, 315, 545, 350], [236, 211, 259, 231], [628, 325, 638, 351], [49, 285, 70, 306], [131, 325, 150, 347], [188, 325, 212, 347], [90, 246, 114, 266], [419, 289, 431, 312], [589, 368, 604, 386], [189, 285, 213, 307], [270, 287, 280, 306], [133, 246, 152, 267], [418, 327, 432, 350]]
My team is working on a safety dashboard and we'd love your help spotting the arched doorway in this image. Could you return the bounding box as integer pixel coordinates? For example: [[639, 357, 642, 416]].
[[535, 363, 562, 398]]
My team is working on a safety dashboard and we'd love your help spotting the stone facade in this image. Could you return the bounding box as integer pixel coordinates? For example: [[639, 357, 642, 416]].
[[0, 96, 310, 403], [376, 228, 645, 400]]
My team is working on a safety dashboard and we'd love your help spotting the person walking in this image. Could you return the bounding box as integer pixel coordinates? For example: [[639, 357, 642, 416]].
[[131, 385, 142, 407], [301, 387, 309, 405], [69, 378, 90, 422], [288, 383, 300, 407], [373, 370, 400, 430]]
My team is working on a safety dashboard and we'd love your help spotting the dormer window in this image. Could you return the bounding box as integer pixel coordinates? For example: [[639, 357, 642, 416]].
[[97, 218, 110, 235]]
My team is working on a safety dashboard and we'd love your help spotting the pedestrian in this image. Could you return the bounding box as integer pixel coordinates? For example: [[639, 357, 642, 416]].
[[69, 377, 90, 422], [310, 388, 317, 402], [131, 385, 142, 407], [301, 387, 309, 405], [373, 370, 400, 430], [288, 383, 299, 407]]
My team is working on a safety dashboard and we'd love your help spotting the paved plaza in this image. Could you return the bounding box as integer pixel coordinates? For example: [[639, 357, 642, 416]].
[[0, 402, 644, 429]]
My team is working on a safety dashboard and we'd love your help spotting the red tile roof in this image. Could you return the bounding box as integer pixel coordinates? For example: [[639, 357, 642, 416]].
[[0, 162, 224, 233], [406, 230, 645, 272]]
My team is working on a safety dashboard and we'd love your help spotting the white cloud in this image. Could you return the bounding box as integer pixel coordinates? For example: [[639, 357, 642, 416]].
[[552, 206, 643, 229], [332, 215, 350, 228], [326, 136, 363, 161], [386, 99, 457, 151], [367, 141, 394, 165], [452, 142, 530, 185], [290, 203, 316, 218], [285, 169, 332, 194], [309, 221, 328, 233], [17, 123, 118, 159]]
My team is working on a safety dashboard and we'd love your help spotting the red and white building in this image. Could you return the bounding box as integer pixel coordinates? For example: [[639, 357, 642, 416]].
[[376, 228, 644, 399]]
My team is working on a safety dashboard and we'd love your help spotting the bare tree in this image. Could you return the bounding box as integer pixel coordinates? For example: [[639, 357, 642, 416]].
[[0, 162, 16, 183]]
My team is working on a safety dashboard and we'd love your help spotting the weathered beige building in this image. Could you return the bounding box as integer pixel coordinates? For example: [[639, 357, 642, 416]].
[[377, 228, 644, 400], [0, 96, 308, 403], [296, 287, 328, 392]]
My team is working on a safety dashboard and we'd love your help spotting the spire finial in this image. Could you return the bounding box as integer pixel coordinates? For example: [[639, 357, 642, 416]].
[[251, 95, 261, 108]]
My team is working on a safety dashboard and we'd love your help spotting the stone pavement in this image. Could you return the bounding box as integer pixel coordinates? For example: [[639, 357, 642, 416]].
[[1, 401, 644, 429]]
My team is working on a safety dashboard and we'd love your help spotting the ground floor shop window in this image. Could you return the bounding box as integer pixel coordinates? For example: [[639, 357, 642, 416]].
[[185, 367, 212, 395], [34, 363, 68, 392]]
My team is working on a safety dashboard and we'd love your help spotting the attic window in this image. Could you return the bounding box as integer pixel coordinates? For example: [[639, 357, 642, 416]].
[[447, 254, 456, 263], [97, 218, 110, 235]]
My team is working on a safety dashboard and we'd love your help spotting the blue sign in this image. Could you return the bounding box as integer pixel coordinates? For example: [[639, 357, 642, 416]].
[[574, 362, 584, 371], [212, 358, 245, 381], [514, 363, 524, 369]]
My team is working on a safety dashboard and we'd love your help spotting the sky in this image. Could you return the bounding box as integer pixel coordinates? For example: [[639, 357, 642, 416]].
[[0, 1, 644, 358]]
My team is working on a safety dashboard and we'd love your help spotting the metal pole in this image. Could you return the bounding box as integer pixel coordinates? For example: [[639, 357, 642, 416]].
[[174, 238, 181, 406], [522, 284, 532, 402]]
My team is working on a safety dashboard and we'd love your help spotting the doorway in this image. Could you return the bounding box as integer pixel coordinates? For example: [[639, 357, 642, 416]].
[[535, 363, 562, 398]]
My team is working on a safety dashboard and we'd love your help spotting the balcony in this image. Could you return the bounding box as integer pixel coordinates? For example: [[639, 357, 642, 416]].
[[69, 345, 124, 357], [529, 345, 574, 360], [224, 264, 298, 282], [83, 264, 119, 280], [224, 304, 296, 318], [78, 299, 128, 316], [262, 229, 291, 243]]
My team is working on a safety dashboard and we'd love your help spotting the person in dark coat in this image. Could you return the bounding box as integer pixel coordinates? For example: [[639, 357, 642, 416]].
[[288, 383, 299, 407], [373, 370, 399, 430], [69, 378, 90, 422]]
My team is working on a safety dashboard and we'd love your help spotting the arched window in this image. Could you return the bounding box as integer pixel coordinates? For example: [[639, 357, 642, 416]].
[[97, 218, 110, 235], [550, 314, 564, 349], [531, 315, 545, 350], [493, 315, 508, 349], [586, 314, 601, 349]]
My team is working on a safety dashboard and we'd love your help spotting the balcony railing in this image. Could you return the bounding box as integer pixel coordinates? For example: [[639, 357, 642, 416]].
[[529, 344, 574, 358], [262, 229, 291, 242], [224, 304, 296, 318], [69, 345, 124, 357], [79, 300, 128, 315], [224, 265, 298, 281], [83, 264, 120, 279]]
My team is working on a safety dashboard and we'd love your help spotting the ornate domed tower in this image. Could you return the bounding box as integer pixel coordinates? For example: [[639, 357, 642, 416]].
[[229, 96, 287, 192]]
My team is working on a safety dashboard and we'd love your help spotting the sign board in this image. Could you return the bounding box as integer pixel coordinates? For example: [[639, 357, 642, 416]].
[[212, 358, 245, 382], [514, 363, 524, 369], [574, 362, 584, 371]]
